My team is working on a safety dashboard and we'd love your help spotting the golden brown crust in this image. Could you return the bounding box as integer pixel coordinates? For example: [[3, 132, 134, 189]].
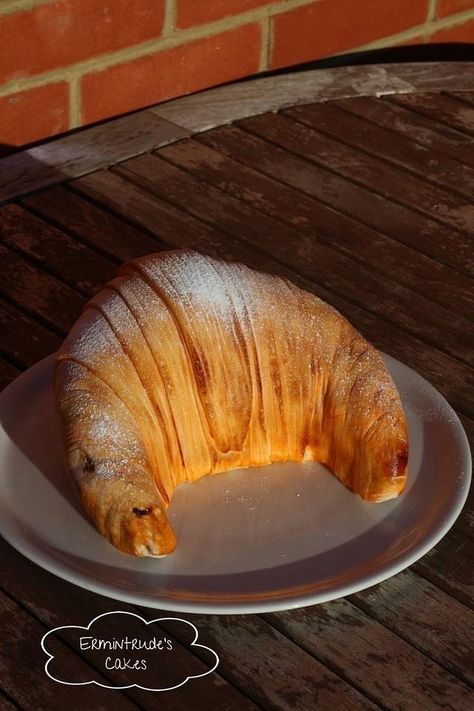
[[54, 250, 408, 556]]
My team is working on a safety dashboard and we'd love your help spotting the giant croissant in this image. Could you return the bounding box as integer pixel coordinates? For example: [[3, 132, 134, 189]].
[[55, 250, 408, 556]]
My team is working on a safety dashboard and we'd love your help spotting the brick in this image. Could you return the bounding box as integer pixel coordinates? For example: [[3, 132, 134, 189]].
[[81, 23, 262, 125], [438, 0, 474, 19], [429, 16, 474, 41], [177, 0, 271, 29], [271, 0, 429, 69], [0, 82, 69, 146], [0, 0, 165, 85]]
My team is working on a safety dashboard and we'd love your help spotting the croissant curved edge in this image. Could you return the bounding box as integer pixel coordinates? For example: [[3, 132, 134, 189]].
[[54, 249, 408, 557]]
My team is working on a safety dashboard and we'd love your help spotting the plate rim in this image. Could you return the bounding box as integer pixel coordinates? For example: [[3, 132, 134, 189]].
[[0, 352, 471, 614]]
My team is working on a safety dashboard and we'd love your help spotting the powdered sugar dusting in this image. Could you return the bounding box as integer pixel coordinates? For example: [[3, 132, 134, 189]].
[[56, 249, 408, 546], [64, 307, 124, 368]]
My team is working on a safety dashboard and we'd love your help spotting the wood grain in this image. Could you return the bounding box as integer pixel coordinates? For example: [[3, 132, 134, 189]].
[[150, 62, 474, 132], [22, 186, 163, 264], [455, 456, 474, 540], [71, 169, 249, 257], [412, 526, 473, 608], [240, 111, 474, 236], [458, 414, 474, 448], [195, 127, 474, 278], [124, 148, 474, 319], [389, 92, 474, 136], [0, 112, 190, 203], [0, 204, 116, 297], [286, 102, 474, 198], [0, 243, 84, 334], [349, 570, 474, 685], [333, 96, 474, 166], [446, 91, 474, 107], [155, 613, 378, 710], [452, 496, 473, 542], [265, 599, 474, 711], [0, 300, 61, 368]]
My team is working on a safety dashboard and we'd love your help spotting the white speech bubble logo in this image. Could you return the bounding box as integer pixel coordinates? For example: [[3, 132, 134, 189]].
[[41, 610, 219, 692]]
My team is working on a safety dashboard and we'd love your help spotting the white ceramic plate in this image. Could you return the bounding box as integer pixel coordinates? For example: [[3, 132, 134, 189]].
[[0, 354, 470, 614]]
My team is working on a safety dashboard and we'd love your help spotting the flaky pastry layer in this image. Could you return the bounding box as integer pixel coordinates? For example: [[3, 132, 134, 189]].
[[55, 250, 408, 556]]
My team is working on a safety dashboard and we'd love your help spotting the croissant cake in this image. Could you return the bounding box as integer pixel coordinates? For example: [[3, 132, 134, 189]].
[[54, 249, 408, 557]]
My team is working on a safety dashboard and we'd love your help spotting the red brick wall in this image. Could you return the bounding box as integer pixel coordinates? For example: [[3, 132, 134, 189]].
[[0, 0, 473, 147]]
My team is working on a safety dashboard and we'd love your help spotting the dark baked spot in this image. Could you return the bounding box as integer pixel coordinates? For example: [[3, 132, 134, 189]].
[[133, 506, 152, 517], [193, 352, 209, 392], [83, 456, 95, 473], [395, 451, 409, 475]]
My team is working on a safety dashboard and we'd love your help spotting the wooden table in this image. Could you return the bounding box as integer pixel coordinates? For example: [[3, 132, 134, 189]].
[[0, 62, 473, 710]]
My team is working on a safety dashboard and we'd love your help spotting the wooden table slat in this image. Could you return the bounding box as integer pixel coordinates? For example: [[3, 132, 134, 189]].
[[458, 413, 474, 449], [154, 613, 379, 711], [446, 91, 474, 107], [195, 126, 474, 278], [155, 144, 474, 328], [22, 185, 165, 264], [388, 92, 474, 136], [285, 102, 474, 198], [119, 150, 474, 321], [334, 95, 474, 165], [452, 494, 473, 542], [0, 243, 84, 335], [412, 526, 473, 608], [348, 569, 474, 686], [0, 299, 61, 368], [149, 62, 474, 133], [69, 169, 258, 260], [264, 599, 474, 711], [240, 111, 474, 237], [0, 204, 117, 298], [0, 112, 190, 204]]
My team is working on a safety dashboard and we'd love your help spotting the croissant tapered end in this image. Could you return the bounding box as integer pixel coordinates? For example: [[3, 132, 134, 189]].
[[54, 358, 177, 556], [80, 484, 177, 557], [110, 505, 177, 557], [55, 249, 408, 556], [80, 480, 177, 557], [358, 446, 408, 503]]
